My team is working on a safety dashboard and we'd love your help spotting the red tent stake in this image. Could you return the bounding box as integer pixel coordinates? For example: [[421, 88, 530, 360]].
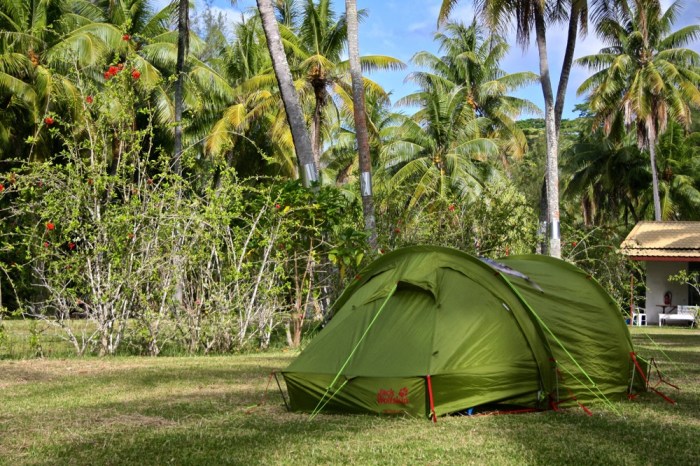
[[426, 375, 437, 423]]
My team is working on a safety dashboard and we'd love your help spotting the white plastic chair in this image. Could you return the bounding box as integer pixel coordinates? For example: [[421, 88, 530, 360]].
[[632, 307, 646, 326]]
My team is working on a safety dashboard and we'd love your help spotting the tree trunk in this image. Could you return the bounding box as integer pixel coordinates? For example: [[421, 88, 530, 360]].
[[537, 179, 548, 255], [345, 0, 377, 249], [554, 5, 580, 132], [173, 0, 189, 307], [173, 0, 188, 176], [534, 6, 561, 258], [311, 82, 325, 169], [649, 136, 662, 221], [257, 0, 318, 187]]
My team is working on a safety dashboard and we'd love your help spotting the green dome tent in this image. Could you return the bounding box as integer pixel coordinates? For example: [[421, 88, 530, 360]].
[[282, 246, 638, 419]]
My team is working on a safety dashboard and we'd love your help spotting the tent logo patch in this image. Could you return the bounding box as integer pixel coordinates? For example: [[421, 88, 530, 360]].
[[377, 387, 409, 405]]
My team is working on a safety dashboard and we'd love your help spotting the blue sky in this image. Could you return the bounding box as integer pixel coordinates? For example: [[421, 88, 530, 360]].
[[189, 0, 700, 120]]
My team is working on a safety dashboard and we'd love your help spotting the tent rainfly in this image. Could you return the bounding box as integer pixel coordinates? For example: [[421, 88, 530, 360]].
[[282, 246, 642, 419]]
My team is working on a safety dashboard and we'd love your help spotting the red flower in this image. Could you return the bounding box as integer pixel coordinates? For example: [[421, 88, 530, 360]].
[[275, 203, 281, 209], [0, 184, 4, 192], [394, 228, 401, 234], [46, 222, 55, 231], [131, 69, 141, 80], [44, 117, 54, 126], [86, 96, 93, 104], [448, 204, 455, 211], [572, 241, 577, 247], [43, 241, 50, 248], [104, 66, 120, 80], [68, 242, 76, 250], [122, 34, 131, 41]]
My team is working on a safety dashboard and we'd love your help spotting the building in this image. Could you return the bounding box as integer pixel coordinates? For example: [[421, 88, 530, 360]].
[[620, 221, 700, 325]]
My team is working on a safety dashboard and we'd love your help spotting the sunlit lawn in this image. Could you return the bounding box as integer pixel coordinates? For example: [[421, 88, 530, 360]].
[[0, 326, 698, 465]]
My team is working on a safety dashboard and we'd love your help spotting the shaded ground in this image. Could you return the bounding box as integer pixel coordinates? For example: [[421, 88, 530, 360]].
[[0, 329, 698, 465]]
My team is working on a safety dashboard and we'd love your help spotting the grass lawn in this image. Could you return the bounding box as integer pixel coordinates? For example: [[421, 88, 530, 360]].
[[1, 327, 699, 465]]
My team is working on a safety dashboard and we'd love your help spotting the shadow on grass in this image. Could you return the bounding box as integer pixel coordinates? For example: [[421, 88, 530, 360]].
[[28, 397, 372, 465], [4, 331, 698, 465]]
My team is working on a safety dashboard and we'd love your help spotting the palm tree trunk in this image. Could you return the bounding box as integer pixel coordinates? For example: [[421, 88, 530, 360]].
[[537, 179, 547, 254], [171, 0, 190, 309], [345, 0, 377, 248], [534, 5, 561, 258], [554, 4, 580, 132], [257, 0, 318, 187], [173, 0, 188, 176], [649, 136, 662, 221], [311, 83, 325, 169]]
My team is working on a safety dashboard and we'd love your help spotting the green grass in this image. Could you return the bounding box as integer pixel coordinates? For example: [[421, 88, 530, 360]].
[[1, 327, 699, 465], [0, 319, 98, 358]]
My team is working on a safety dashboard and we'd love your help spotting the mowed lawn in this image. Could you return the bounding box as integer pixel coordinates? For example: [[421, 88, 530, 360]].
[[1, 327, 699, 465]]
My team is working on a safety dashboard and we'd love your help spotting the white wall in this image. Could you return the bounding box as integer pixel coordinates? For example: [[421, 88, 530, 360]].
[[644, 261, 688, 324]]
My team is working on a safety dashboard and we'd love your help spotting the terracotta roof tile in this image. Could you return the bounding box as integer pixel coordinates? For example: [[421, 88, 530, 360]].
[[620, 221, 700, 258]]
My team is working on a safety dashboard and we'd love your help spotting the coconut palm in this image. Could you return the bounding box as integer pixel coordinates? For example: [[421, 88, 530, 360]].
[[257, 0, 318, 186], [576, 0, 700, 221], [655, 121, 700, 220], [322, 90, 400, 185], [173, 0, 190, 175], [284, 0, 405, 168], [345, 0, 376, 247], [96, 0, 235, 161], [438, 0, 618, 257], [411, 20, 540, 172], [438, 0, 560, 256], [563, 128, 649, 226], [204, 14, 301, 180], [380, 80, 498, 211], [0, 0, 126, 159]]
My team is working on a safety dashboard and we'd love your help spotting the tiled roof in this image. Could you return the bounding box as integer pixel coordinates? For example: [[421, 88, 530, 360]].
[[620, 221, 700, 258]]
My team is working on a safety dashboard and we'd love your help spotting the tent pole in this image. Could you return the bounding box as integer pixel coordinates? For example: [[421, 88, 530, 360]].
[[273, 372, 290, 412], [426, 375, 437, 423]]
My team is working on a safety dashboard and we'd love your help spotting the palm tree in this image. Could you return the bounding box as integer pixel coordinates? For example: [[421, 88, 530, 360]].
[[0, 0, 126, 159], [576, 0, 700, 221], [173, 0, 189, 175], [204, 15, 301, 180], [257, 0, 318, 187], [345, 0, 376, 247], [97, 0, 235, 167], [285, 0, 404, 168], [655, 121, 700, 220], [380, 80, 498, 211], [438, 0, 615, 257], [322, 90, 398, 186], [410, 20, 540, 172], [563, 127, 649, 226]]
